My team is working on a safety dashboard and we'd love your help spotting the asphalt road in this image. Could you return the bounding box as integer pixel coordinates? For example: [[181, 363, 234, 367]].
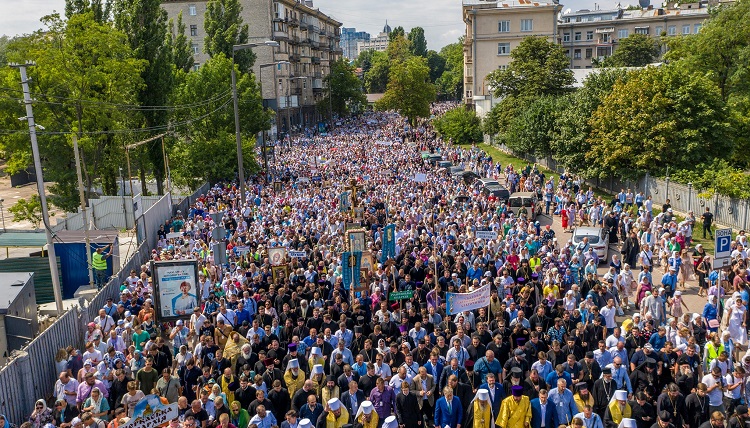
[[531, 210, 708, 320]]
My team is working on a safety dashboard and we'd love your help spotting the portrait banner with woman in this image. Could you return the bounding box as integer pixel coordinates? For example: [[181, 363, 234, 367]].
[[150, 260, 200, 321]]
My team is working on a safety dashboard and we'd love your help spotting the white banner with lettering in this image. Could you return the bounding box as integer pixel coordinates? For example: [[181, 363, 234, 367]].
[[446, 283, 491, 315]]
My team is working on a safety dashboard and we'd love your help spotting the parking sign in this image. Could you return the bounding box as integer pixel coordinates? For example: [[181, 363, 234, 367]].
[[714, 228, 732, 269]]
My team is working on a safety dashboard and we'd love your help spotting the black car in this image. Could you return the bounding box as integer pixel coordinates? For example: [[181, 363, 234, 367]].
[[482, 184, 510, 202]]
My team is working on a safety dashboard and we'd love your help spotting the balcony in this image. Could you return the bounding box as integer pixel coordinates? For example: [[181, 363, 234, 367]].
[[288, 35, 300, 44], [273, 31, 288, 41], [314, 71, 322, 78], [312, 57, 320, 64], [289, 17, 299, 27], [290, 53, 300, 62], [300, 23, 308, 31], [290, 88, 302, 96], [319, 28, 326, 36], [307, 24, 316, 32]]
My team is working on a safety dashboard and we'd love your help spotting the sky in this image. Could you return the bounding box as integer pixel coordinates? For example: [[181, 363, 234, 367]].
[[1, 0, 622, 50]]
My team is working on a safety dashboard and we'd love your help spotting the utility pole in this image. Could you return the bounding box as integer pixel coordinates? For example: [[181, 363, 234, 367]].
[[12, 62, 63, 315], [73, 136, 94, 288]]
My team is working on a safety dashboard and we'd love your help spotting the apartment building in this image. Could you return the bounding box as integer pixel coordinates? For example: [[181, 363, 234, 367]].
[[462, 0, 562, 116], [356, 22, 392, 58], [342, 28, 371, 60], [559, 3, 709, 69], [162, 0, 343, 137]]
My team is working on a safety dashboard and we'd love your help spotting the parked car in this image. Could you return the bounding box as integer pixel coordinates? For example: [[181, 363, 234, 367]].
[[507, 192, 542, 220], [571, 226, 610, 263], [426, 154, 443, 164], [449, 166, 465, 176], [437, 160, 453, 169], [454, 170, 480, 184], [481, 184, 510, 203], [479, 178, 502, 187]]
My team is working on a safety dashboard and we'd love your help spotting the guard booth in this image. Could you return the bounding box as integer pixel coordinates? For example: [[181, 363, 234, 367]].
[[0, 231, 119, 303]]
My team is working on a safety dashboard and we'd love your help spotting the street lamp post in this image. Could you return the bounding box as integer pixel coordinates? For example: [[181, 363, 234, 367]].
[[232, 40, 279, 197], [258, 61, 290, 182]]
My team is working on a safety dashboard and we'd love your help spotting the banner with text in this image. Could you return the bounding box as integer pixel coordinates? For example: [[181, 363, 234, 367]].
[[446, 283, 491, 315]]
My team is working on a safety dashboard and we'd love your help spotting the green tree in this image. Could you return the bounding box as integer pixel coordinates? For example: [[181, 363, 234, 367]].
[[363, 50, 390, 93], [65, 0, 111, 22], [671, 159, 750, 199], [0, 13, 145, 211], [170, 54, 266, 189], [8, 196, 43, 229], [375, 56, 436, 125], [484, 36, 573, 139], [169, 12, 194, 73], [354, 49, 377, 74], [389, 26, 405, 42], [319, 59, 366, 118], [433, 107, 482, 145], [665, 0, 750, 168], [486, 36, 573, 99], [436, 39, 463, 100], [426, 50, 446, 83], [204, 0, 254, 71], [599, 34, 660, 67], [502, 95, 568, 157], [386, 32, 412, 64], [0, 35, 12, 67], [587, 65, 731, 179], [408, 27, 428, 57], [551, 68, 629, 176], [114, 0, 174, 195]]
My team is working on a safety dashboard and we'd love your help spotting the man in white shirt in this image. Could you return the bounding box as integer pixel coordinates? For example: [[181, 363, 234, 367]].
[[599, 299, 617, 336], [604, 327, 625, 351], [54, 371, 79, 407], [701, 366, 726, 415], [94, 309, 115, 335]]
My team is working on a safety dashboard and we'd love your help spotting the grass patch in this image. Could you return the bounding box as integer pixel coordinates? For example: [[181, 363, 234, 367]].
[[477, 143, 555, 176]]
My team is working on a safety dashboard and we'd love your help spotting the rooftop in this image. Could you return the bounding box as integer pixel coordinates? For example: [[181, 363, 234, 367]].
[[463, 0, 559, 8], [0, 272, 33, 313]]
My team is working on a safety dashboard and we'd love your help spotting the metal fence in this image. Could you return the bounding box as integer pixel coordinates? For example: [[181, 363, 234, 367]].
[[0, 188, 203, 422], [172, 182, 210, 216], [0, 306, 82, 424], [51, 195, 162, 232], [500, 147, 750, 231]]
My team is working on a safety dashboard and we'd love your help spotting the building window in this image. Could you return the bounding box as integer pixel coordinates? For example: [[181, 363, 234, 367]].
[[618, 29, 628, 39], [565, 49, 570, 58], [192, 63, 200, 71], [563, 32, 570, 42], [190, 25, 198, 36], [667, 25, 676, 35], [574, 49, 581, 59], [498, 65, 508, 71], [682, 25, 690, 34], [586, 31, 594, 40], [520, 19, 533, 32], [498, 43, 511, 55], [694, 24, 702, 33], [188, 4, 196, 15], [601, 33, 610, 43], [585, 48, 592, 58], [498, 20, 510, 32], [191, 43, 199, 54], [635, 27, 649, 35], [574, 32, 581, 41], [655, 26, 663, 35]]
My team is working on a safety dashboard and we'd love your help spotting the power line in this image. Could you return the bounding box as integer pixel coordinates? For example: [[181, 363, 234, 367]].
[[0, 96, 233, 136], [0, 86, 233, 111]]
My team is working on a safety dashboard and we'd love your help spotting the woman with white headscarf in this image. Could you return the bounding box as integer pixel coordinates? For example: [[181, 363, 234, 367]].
[[726, 294, 748, 346], [82, 387, 110, 421], [28, 399, 53, 428]]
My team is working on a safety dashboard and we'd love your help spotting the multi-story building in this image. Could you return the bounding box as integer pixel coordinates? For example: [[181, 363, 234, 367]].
[[162, 0, 343, 138], [356, 22, 392, 58], [342, 27, 371, 60], [559, 3, 709, 69], [462, 0, 715, 116], [462, 0, 562, 116]]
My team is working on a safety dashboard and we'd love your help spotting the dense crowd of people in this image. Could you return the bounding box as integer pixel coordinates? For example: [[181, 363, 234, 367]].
[[19, 105, 750, 428]]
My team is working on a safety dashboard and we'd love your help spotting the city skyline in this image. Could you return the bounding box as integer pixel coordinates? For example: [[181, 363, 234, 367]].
[[4, 0, 627, 51]]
